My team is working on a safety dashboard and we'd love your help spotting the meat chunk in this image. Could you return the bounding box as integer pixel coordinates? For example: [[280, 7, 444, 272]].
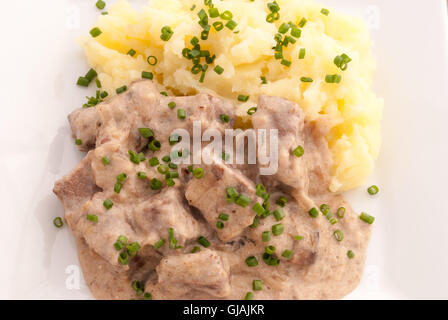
[[185, 160, 259, 242], [53, 153, 100, 228], [133, 188, 203, 248], [69, 107, 100, 151], [148, 249, 231, 299], [252, 95, 307, 190]]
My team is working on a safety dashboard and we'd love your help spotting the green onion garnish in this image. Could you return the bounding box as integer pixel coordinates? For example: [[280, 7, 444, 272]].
[[116, 85, 127, 94], [177, 109, 186, 120], [367, 185, 379, 195], [247, 107, 257, 115], [147, 55, 158, 66], [127, 49, 136, 57], [193, 168, 204, 179], [347, 250, 355, 259], [321, 8, 330, 15], [75, 139, 82, 146], [87, 214, 98, 222], [138, 128, 154, 138], [325, 74, 342, 83], [197, 236, 211, 248], [149, 157, 159, 167], [90, 27, 102, 38], [214, 65, 224, 75], [218, 213, 229, 221], [273, 208, 285, 221], [300, 77, 313, 83], [360, 212, 375, 224], [272, 223, 284, 236], [53, 217, 64, 228], [275, 196, 287, 207], [150, 178, 162, 190], [96, 0, 106, 10], [253, 280, 262, 291], [160, 26, 174, 41], [114, 182, 122, 194], [148, 139, 161, 151], [127, 241, 141, 256], [298, 17, 307, 27], [216, 221, 224, 229], [118, 251, 129, 265], [262, 231, 270, 242], [282, 249, 293, 259], [308, 207, 319, 218], [245, 256, 258, 267], [103, 199, 113, 210], [142, 71, 154, 80], [336, 207, 346, 218], [333, 230, 344, 241], [235, 194, 251, 207], [293, 145, 304, 157], [191, 246, 201, 253], [245, 292, 254, 300], [238, 94, 249, 102]]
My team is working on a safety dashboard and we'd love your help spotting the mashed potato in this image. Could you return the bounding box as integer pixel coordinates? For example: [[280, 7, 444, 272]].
[[80, 0, 383, 192]]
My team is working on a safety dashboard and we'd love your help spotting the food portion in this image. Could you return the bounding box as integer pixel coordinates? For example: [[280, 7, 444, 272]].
[[54, 80, 372, 300], [80, 0, 383, 192]]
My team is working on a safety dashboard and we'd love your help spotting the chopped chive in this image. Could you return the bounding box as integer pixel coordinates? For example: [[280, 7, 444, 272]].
[[138, 128, 154, 139], [193, 168, 204, 179], [75, 139, 82, 146], [293, 145, 304, 157], [191, 246, 201, 253], [127, 241, 141, 256], [261, 76, 267, 84], [90, 27, 102, 38], [147, 56, 158, 66], [220, 114, 230, 123], [291, 27, 302, 38], [367, 185, 379, 195], [325, 74, 342, 83], [116, 85, 127, 94], [265, 245, 276, 254], [116, 173, 127, 182], [96, 1, 106, 10], [320, 204, 330, 214], [247, 107, 257, 115], [118, 251, 129, 265], [160, 26, 174, 41], [245, 292, 254, 300], [85, 69, 97, 81], [337, 207, 346, 218], [197, 236, 210, 248], [150, 178, 162, 190], [214, 65, 224, 75], [278, 23, 290, 34], [216, 221, 224, 229], [168, 101, 176, 109], [238, 95, 249, 102], [334, 230, 344, 241], [281, 59, 291, 67], [220, 10, 233, 20], [298, 48, 306, 59], [282, 249, 293, 259], [272, 223, 284, 236], [300, 77, 313, 83], [149, 157, 159, 167], [252, 203, 265, 216], [177, 109, 186, 120], [103, 199, 113, 210], [137, 172, 147, 180], [143, 292, 152, 300], [298, 17, 307, 27], [245, 256, 258, 267], [347, 250, 355, 259], [142, 71, 154, 80], [308, 207, 319, 218], [273, 208, 285, 221], [275, 196, 288, 207], [53, 217, 64, 228], [148, 139, 161, 151], [213, 21, 224, 31], [114, 182, 122, 194], [253, 280, 262, 291], [294, 235, 304, 241], [76, 77, 90, 87], [360, 212, 375, 224], [157, 164, 169, 174], [235, 194, 251, 207], [218, 213, 229, 221], [127, 49, 136, 57], [262, 231, 270, 242], [321, 8, 330, 15], [87, 214, 98, 222], [114, 235, 128, 250], [250, 216, 260, 228]]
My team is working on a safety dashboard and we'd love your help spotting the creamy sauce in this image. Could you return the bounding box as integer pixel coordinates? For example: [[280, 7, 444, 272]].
[[54, 80, 371, 300]]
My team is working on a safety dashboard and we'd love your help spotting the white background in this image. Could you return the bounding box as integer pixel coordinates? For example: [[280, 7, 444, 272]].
[[0, 0, 447, 299]]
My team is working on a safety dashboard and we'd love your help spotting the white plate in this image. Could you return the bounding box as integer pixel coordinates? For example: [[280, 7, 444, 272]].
[[1, 0, 447, 299]]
